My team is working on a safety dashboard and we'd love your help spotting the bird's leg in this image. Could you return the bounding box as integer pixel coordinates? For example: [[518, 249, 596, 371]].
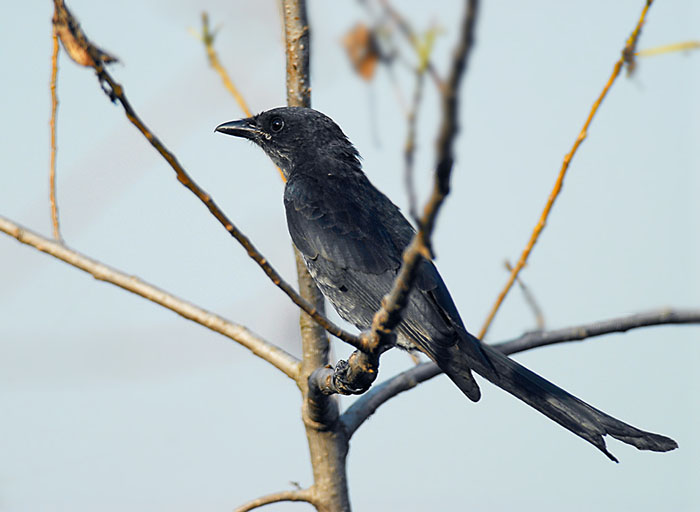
[[308, 333, 395, 396], [332, 351, 380, 394]]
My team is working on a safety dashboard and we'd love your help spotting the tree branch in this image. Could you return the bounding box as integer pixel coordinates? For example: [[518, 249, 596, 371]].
[[0, 215, 300, 380], [305, 0, 480, 404], [49, 23, 62, 242], [404, 61, 428, 224], [478, 0, 655, 339], [361, 0, 479, 352], [282, 1, 352, 511], [493, 307, 700, 354], [198, 12, 253, 118], [341, 306, 698, 437], [377, 0, 444, 90], [234, 488, 314, 512], [304, 0, 480, 409], [341, 360, 439, 436], [50, 0, 360, 351]]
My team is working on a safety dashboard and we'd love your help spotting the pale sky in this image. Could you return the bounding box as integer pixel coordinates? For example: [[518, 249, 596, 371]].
[[1, 1, 698, 511]]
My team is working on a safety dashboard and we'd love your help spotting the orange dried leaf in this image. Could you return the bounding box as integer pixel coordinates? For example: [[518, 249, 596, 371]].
[[342, 23, 380, 81]]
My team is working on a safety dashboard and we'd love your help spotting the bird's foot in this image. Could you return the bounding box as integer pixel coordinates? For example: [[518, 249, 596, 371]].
[[309, 350, 380, 396]]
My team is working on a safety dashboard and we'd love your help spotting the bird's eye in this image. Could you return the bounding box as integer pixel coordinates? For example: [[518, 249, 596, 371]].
[[270, 117, 284, 133]]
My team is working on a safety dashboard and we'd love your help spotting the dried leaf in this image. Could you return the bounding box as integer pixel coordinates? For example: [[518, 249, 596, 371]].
[[52, 0, 118, 67], [342, 23, 380, 81]]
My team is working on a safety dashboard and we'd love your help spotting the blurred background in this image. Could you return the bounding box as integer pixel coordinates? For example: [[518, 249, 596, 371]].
[[1, 1, 698, 510]]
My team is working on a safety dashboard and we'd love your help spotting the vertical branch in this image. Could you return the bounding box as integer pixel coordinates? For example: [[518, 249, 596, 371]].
[[282, 0, 311, 108], [282, 1, 351, 510], [49, 25, 62, 242]]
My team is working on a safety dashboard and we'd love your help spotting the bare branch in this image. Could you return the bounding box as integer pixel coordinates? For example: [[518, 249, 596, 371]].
[[49, 1, 360, 351], [478, 0, 655, 339], [198, 12, 253, 118], [377, 0, 444, 90], [493, 307, 700, 354], [95, 66, 361, 347], [281, 2, 352, 511], [0, 215, 300, 380], [341, 360, 439, 436], [505, 260, 545, 330], [636, 40, 700, 58], [234, 488, 314, 512], [49, 24, 62, 242], [303, 1, 479, 404], [361, 0, 479, 352], [303, 0, 479, 408], [404, 64, 427, 223], [341, 306, 698, 437]]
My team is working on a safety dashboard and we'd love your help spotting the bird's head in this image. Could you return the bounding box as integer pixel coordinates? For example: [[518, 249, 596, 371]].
[[215, 107, 360, 179]]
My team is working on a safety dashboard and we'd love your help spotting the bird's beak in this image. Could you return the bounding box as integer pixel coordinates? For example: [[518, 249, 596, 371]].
[[215, 118, 261, 140]]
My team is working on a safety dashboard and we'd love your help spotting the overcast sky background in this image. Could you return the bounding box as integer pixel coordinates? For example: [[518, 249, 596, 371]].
[[1, 1, 698, 511]]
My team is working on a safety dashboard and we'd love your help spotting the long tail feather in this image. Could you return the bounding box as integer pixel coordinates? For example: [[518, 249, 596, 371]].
[[443, 335, 677, 462]]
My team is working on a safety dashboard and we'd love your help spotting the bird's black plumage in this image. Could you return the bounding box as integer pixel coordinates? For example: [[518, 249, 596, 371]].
[[216, 106, 677, 461]]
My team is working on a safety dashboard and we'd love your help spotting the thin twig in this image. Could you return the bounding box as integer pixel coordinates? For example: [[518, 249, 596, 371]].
[[493, 307, 699, 354], [0, 215, 300, 380], [49, 1, 360, 350], [197, 13, 288, 184], [377, 0, 444, 90], [234, 488, 314, 512], [404, 65, 427, 223], [199, 12, 252, 118], [49, 25, 62, 242], [310, 0, 480, 401], [505, 260, 545, 330], [636, 40, 700, 57], [341, 306, 699, 436], [478, 0, 655, 339], [362, 0, 479, 352], [94, 65, 360, 344], [341, 360, 439, 436]]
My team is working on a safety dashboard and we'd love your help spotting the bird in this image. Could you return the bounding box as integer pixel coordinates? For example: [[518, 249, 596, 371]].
[[215, 106, 677, 462]]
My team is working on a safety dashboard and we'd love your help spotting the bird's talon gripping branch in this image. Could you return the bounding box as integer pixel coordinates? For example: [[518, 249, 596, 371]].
[[308, 350, 380, 396], [332, 352, 380, 395]]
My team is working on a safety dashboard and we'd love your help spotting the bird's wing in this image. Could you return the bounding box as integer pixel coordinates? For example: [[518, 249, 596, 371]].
[[284, 172, 407, 275], [284, 171, 485, 400], [284, 172, 468, 347]]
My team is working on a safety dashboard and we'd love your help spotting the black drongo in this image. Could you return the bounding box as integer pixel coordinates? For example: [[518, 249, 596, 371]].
[[216, 106, 676, 461]]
